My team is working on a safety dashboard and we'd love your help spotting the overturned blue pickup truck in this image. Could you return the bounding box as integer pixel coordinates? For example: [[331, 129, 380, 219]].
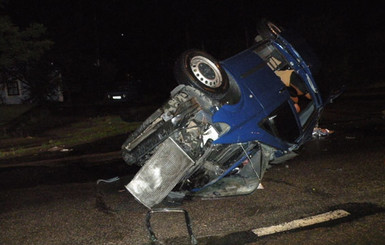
[[121, 20, 328, 209]]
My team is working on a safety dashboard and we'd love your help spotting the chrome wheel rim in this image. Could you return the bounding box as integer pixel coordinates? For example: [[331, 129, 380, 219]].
[[190, 56, 222, 88]]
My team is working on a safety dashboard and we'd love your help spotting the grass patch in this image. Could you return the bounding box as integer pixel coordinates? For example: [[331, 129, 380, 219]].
[[50, 116, 139, 144], [0, 115, 141, 160]]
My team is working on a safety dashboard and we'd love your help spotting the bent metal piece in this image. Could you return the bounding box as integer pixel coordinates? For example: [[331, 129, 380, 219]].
[[146, 208, 198, 245], [126, 137, 195, 208]]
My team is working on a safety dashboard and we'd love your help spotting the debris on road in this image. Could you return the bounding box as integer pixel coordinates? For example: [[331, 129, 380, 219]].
[[96, 176, 120, 185], [312, 127, 335, 138], [47, 145, 73, 152]]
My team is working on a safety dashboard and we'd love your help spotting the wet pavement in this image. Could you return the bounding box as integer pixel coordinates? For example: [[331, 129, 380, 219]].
[[0, 91, 384, 244]]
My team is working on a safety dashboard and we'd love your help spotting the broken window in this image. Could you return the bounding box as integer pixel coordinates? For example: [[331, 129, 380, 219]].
[[254, 41, 315, 127], [253, 41, 288, 71]]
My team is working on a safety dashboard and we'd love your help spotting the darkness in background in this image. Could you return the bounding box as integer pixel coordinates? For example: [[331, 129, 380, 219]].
[[3, 0, 384, 103]]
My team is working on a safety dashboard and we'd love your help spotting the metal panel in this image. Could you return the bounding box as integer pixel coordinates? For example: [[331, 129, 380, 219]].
[[126, 137, 195, 208]]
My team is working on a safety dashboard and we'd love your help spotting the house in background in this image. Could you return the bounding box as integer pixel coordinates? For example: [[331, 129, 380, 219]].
[[0, 79, 27, 104], [0, 74, 64, 104]]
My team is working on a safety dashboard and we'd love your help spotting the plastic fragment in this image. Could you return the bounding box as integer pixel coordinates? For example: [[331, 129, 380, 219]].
[[312, 127, 334, 137]]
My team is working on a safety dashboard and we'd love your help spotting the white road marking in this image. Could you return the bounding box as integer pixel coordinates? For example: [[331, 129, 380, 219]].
[[252, 209, 350, 237]]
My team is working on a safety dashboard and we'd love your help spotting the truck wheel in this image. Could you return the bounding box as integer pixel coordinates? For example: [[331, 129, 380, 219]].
[[257, 19, 282, 40], [174, 49, 229, 99]]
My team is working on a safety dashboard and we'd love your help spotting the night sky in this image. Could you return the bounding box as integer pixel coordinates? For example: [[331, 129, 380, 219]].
[[2, 0, 384, 98]]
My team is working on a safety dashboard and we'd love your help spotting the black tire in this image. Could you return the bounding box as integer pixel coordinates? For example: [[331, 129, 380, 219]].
[[257, 19, 282, 40], [174, 49, 229, 99]]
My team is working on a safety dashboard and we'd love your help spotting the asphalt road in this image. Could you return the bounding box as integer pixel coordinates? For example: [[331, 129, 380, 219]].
[[0, 93, 384, 245]]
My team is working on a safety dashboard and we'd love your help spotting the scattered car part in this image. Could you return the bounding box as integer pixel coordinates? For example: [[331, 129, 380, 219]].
[[146, 208, 198, 245]]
